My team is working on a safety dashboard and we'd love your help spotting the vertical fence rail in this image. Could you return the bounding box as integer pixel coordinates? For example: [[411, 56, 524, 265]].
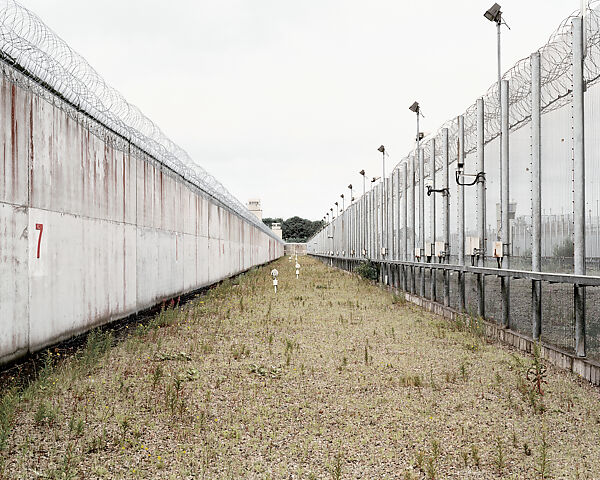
[[531, 51, 543, 340], [430, 138, 437, 302], [458, 115, 466, 311], [477, 98, 486, 318], [501, 79, 511, 328], [573, 16, 587, 357]]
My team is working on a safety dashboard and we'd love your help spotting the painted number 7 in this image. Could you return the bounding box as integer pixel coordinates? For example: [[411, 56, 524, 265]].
[[35, 223, 43, 259]]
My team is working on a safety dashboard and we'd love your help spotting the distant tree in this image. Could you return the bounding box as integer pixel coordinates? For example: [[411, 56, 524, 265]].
[[262, 217, 283, 228], [282, 216, 324, 242], [261, 216, 324, 242]]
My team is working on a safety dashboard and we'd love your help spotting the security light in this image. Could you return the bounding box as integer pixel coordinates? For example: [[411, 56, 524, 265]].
[[409, 101, 419, 113], [340, 194, 344, 199], [335, 202, 338, 206], [359, 170, 365, 176], [377, 145, 385, 153], [484, 3, 501, 23], [371, 176, 380, 183], [348, 184, 352, 189]]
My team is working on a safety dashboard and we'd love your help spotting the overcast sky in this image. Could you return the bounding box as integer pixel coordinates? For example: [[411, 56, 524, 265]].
[[21, 0, 577, 220]]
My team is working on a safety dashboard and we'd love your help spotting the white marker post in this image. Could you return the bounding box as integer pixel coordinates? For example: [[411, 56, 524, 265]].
[[271, 268, 279, 293], [295, 262, 300, 279]]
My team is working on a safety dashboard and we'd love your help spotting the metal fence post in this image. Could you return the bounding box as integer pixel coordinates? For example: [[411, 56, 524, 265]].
[[402, 162, 408, 291], [419, 148, 426, 297], [409, 154, 416, 294], [430, 139, 437, 302], [501, 79, 511, 329], [531, 51, 543, 341], [443, 128, 450, 306], [458, 115, 466, 311], [573, 16, 586, 357], [476, 98, 486, 318]]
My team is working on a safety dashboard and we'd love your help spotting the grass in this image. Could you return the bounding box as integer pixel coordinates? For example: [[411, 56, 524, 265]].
[[1, 256, 600, 478]]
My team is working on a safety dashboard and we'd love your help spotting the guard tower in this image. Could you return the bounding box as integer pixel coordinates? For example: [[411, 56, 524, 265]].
[[247, 199, 262, 220]]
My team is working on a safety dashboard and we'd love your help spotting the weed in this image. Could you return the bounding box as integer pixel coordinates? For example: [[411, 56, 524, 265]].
[[68, 416, 85, 437], [536, 429, 550, 479], [392, 293, 406, 305], [415, 451, 425, 472], [152, 364, 164, 388], [34, 401, 58, 425], [494, 437, 505, 473], [356, 260, 379, 281], [470, 445, 480, 467], [330, 450, 343, 480], [0, 390, 17, 451], [527, 342, 547, 396], [231, 343, 250, 360]]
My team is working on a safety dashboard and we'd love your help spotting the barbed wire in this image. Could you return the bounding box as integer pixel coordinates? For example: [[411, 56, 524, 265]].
[[0, 0, 279, 240], [395, 2, 600, 179]]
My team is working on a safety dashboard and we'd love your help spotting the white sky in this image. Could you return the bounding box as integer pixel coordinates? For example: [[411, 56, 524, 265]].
[[20, 0, 577, 220]]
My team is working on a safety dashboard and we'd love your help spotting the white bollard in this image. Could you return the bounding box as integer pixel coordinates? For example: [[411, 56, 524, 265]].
[[271, 268, 279, 293], [295, 262, 300, 279]]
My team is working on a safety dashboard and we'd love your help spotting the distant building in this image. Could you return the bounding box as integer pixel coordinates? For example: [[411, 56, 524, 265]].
[[284, 243, 307, 256], [247, 199, 262, 220], [271, 222, 283, 240]]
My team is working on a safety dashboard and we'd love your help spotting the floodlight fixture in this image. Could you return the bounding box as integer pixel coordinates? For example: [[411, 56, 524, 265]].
[[409, 101, 419, 113], [377, 145, 385, 154], [348, 184, 352, 190], [371, 176, 380, 183], [484, 3, 502, 24], [359, 169, 365, 176]]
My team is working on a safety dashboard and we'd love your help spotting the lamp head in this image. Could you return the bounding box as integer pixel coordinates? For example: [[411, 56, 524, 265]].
[[359, 169, 365, 176], [484, 3, 502, 23], [340, 194, 344, 199], [409, 101, 420, 113], [348, 184, 352, 190], [377, 145, 385, 153]]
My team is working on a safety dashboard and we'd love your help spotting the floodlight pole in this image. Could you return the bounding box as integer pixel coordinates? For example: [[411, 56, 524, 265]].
[[531, 51, 542, 341], [573, 16, 586, 357], [501, 79, 510, 329], [458, 115, 466, 312], [379, 146, 387, 259]]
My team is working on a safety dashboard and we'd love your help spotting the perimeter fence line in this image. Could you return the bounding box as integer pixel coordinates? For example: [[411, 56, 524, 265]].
[[308, 4, 600, 364]]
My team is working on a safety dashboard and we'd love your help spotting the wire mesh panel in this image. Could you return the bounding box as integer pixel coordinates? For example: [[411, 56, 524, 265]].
[[464, 273, 478, 318], [423, 267, 431, 299], [449, 271, 461, 311], [484, 276, 503, 324], [586, 287, 600, 361], [542, 282, 575, 353], [508, 278, 533, 337]]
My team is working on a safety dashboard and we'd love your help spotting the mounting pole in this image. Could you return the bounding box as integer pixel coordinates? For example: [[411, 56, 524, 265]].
[[476, 98, 486, 318], [430, 139, 437, 302], [531, 51, 542, 341], [442, 127, 450, 306], [458, 115, 466, 312], [501, 79, 511, 329], [573, 16, 586, 357]]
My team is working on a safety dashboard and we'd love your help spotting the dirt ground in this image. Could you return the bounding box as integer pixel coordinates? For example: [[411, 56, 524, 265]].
[[1, 256, 600, 479]]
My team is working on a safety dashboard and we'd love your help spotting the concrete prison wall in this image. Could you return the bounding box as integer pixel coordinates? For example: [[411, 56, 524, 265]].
[[0, 65, 283, 365]]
